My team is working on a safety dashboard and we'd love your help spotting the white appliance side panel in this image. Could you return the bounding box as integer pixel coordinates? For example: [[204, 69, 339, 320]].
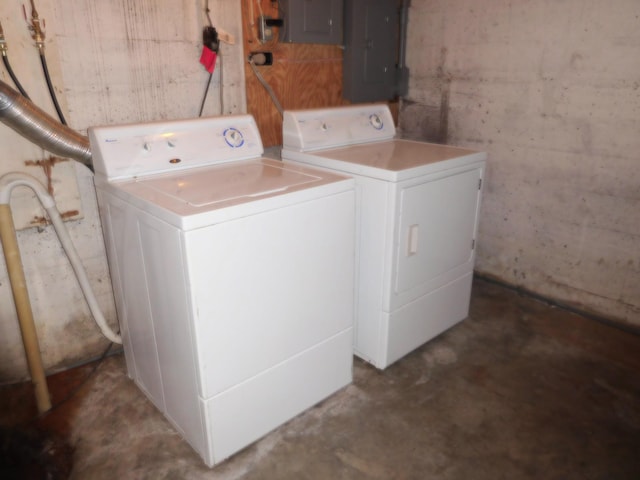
[[95, 191, 136, 381], [96, 191, 164, 409], [201, 329, 353, 466], [96, 189, 205, 458], [381, 272, 474, 369], [186, 190, 356, 398], [136, 214, 206, 457], [392, 166, 484, 304], [352, 177, 395, 365]]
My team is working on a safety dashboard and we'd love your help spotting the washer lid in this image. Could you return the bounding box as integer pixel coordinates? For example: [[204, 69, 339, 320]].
[[135, 160, 321, 207], [97, 158, 353, 230]]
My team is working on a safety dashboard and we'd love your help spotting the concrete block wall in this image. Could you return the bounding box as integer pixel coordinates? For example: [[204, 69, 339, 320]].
[[0, 0, 246, 382], [401, 0, 640, 327]]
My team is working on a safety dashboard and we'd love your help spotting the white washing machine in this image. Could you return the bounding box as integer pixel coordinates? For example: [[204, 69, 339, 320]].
[[282, 104, 486, 369], [89, 115, 355, 466]]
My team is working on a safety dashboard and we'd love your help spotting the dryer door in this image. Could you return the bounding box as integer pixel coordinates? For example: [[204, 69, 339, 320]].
[[395, 166, 483, 294]]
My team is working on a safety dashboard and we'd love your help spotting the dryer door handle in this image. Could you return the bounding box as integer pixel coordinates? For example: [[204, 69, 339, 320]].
[[407, 224, 419, 256]]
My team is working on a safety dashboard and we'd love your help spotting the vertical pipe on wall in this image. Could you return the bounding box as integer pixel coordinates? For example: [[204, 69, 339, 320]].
[[0, 204, 51, 413]]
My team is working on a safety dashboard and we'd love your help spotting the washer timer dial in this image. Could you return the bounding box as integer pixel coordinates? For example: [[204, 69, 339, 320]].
[[223, 127, 245, 148]]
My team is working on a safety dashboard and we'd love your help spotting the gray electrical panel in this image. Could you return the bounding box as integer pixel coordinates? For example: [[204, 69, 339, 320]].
[[279, 0, 343, 45], [343, 0, 399, 102]]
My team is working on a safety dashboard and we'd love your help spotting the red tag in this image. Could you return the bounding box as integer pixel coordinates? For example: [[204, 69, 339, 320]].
[[200, 46, 217, 74]]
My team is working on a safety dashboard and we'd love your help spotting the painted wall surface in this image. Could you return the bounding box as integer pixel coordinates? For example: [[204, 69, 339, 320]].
[[401, 0, 640, 327], [0, 0, 245, 383]]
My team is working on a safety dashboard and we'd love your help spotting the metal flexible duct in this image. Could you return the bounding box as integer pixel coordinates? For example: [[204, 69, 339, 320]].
[[0, 79, 92, 167]]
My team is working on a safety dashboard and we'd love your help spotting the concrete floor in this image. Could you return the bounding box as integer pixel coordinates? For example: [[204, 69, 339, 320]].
[[1, 278, 640, 479]]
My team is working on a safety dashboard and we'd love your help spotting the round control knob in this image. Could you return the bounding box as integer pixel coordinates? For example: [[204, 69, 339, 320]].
[[223, 127, 244, 148], [369, 114, 384, 130]]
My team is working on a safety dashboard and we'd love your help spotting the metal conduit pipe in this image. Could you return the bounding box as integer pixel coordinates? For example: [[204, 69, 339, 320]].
[[0, 80, 92, 168], [0, 172, 122, 345]]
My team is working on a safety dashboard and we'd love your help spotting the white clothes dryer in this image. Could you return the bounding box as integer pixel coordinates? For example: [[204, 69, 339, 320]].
[[89, 115, 355, 466], [282, 104, 486, 369]]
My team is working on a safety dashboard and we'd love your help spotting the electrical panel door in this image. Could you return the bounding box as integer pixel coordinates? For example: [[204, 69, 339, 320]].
[[280, 0, 343, 44], [343, 0, 398, 102]]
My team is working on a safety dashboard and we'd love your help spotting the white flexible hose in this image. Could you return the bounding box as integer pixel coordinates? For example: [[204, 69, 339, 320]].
[[0, 172, 122, 344]]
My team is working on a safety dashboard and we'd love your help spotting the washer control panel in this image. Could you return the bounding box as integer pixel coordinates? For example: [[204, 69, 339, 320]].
[[282, 104, 396, 152], [89, 115, 264, 180]]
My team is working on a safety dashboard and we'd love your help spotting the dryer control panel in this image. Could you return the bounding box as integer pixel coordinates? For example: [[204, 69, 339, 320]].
[[89, 115, 264, 180], [283, 104, 395, 152]]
